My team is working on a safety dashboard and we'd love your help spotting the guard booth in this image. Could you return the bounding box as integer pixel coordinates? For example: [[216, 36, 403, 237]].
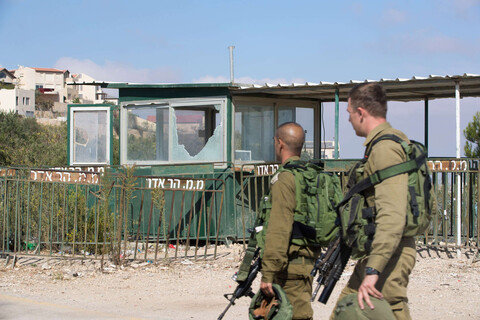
[[66, 75, 480, 252], [68, 83, 322, 246]]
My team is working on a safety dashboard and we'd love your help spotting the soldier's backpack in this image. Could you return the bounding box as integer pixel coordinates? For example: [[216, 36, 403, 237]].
[[237, 160, 343, 282], [336, 134, 434, 259]]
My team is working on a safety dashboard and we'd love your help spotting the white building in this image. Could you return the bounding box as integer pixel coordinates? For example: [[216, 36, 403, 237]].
[[0, 68, 16, 84], [0, 66, 111, 117], [0, 68, 35, 117], [302, 140, 338, 159], [320, 141, 338, 159], [68, 73, 107, 104], [14, 66, 70, 103]]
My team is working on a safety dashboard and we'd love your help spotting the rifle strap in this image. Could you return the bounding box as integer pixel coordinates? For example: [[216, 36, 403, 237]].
[[236, 236, 258, 282], [337, 148, 424, 209]]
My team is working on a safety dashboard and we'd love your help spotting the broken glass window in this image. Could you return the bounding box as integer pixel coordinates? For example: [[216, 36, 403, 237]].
[[123, 98, 225, 164], [170, 103, 223, 162]]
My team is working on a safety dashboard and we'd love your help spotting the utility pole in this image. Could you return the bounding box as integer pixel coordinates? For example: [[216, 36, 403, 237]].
[[228, 46, 235, 83]]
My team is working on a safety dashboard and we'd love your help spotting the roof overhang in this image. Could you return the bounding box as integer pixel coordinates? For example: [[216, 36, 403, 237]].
[[65, 74, 480, 103], [66, 81, 240, 90], [231, 74, 480, 102]]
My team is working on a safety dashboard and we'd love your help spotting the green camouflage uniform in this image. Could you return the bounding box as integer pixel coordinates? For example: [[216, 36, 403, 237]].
[[331, 122, 416, 320], [261, 156, 321, 320]]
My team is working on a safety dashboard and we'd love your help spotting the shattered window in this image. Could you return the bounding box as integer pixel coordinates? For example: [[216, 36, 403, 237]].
[[70, 107, 110, 165], [170, 102, 224, 162], [122, 98, 225, 164], [174, 109, 207, 157]]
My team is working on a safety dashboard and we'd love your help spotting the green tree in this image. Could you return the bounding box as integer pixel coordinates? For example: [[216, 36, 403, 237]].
[[464, 111, 480, 157], [0, 111, 67, 166]]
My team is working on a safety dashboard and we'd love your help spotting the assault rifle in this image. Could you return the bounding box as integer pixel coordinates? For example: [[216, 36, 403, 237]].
[[310, 237, 351, 304], [217, 247, 261, 320]]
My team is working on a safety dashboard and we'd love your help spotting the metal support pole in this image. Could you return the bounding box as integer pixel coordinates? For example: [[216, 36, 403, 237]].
[[455, 82, 461, 258], [228, 46, 235, 83], [334, 88, 339, 159], [424, 97, 429, 155]]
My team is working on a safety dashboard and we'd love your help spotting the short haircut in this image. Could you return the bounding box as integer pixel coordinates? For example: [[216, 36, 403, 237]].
[[348, 83, 387, 118], [275, 122, 305, 155]]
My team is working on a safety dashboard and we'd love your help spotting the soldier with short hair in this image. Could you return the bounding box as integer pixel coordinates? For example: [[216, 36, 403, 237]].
[[260, 122, 321, 320], [330, 83, 416, 320]]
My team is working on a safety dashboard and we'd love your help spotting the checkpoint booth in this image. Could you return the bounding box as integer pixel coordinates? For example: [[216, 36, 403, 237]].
[[67, 75, 480, 247]]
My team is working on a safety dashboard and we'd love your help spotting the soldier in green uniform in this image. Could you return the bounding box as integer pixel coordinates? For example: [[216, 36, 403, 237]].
[[260, 122, 321, 320], [330, 83, 416, 320]]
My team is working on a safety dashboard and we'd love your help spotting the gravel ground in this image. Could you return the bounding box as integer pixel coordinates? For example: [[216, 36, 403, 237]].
[[0, 245, 479, 319]]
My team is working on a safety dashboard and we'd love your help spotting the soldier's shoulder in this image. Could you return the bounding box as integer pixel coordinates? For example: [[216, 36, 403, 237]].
[[382, 127, 410, 144], [271, 170, 295, 186]]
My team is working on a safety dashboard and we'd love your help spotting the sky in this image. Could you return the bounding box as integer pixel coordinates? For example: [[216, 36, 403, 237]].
[[1, 0, 479, 158]]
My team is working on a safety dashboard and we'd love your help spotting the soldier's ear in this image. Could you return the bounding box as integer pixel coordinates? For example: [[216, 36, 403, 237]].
[[357, 107, 368, 119]]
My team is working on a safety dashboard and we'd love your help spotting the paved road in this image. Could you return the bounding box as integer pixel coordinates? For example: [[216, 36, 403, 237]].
[[0, 294, 146, 320]]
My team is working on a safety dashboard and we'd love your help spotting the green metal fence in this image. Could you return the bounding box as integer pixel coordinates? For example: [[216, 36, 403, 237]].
[[1, 158, 478, 263], [0, 165, 229, 262], [427, 159, 479, 248], [236, 158, 480, 250]]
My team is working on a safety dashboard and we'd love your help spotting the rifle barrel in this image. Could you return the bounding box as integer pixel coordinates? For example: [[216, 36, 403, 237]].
[[318, 277, 337, 304], [311, 281, 322, 302], [217, 300, 234, 320]]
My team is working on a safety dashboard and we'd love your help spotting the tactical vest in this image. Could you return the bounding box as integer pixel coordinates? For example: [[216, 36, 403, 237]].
[[337, 134, 434, 259], [237, 160, 342, 282]]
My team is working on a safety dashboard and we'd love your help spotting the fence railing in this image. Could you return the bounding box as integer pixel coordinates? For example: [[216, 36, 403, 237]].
[[0, 165, 228, 263], [1, 158, 478, 264], [236, 158, 480, 250], [426, 159, 479, 248]]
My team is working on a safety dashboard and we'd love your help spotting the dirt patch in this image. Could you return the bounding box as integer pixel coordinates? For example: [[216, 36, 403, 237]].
[[0, 245, 479, 319]]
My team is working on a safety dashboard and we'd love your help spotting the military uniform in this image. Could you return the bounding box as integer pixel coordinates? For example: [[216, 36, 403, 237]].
[[331, 122, 416, 320], [261, 156, 321, 320]]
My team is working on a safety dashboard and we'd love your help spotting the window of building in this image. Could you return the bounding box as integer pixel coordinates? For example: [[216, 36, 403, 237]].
[[16, 96, 18, 106], [121, 98, 226, 165], [25, 97, 30, 105], [234, 98, 317, 162], [278, 106, 314, 160], [235, 104, 275, 162], [69, 106, 111, 165]]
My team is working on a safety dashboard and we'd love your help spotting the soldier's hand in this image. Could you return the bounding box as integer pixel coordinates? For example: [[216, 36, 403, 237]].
[[260, 281, 275, 298], [357, 275, 383, 310]]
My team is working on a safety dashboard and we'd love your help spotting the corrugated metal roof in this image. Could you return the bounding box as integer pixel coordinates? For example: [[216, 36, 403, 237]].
[[232, 73, 480, 102], [66, 74, 480, 102], [66, 81, 238, 90]]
